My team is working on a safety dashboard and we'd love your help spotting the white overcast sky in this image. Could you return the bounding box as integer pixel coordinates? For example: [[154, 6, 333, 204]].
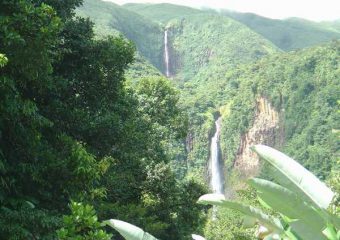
[[106, 0, 340, 21]]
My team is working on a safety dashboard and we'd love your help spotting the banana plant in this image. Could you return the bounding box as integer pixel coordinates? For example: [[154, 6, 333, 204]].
[[198, 145, 340, 240], [104, 220, 207, 240], [192, 234, 206, 240], [104, 219, 158, 240]]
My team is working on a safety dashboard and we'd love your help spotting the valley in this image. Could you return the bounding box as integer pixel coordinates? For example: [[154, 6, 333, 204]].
[[78, 0, 339, 182], [0, 0, 339, 239]]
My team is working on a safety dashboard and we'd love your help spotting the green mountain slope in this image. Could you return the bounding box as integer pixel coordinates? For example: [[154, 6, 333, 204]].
[[222, 11, 340, 51], [79, 1, 280, 177], [76, 0, 339, 183], [162, 12, 279, 171], [77, 0, 164, 71], [123, 3, 201, 23], [219, 41, 339, 180], [166, 13, 278, 80]]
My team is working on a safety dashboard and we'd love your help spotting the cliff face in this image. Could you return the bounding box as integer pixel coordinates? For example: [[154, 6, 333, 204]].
[[233, 97, 282, 178]]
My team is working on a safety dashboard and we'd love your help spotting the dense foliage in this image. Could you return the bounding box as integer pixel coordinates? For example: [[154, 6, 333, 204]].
[[57, 202, 112, 240], [77, 0, 164, 72], [220, 42, 340, 180], [0, 1, 206, 239], [1, 0, 339, 239]]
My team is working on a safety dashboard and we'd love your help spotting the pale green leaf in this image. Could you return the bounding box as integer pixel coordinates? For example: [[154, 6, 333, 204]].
[[242, 216, 257, 228], [322, 224, 338, 240], [290, 220, 327, 240], [248, 178, 326, 231], [197, 194, 284, 233], [250, 178, 327, 239], [104, 219, 158, 240], [192, 234, 206, 240], [251, 145, 334, 209]]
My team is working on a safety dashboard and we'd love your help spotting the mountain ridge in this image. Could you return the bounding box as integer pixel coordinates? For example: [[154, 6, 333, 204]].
[[220, 10, 340, 50]]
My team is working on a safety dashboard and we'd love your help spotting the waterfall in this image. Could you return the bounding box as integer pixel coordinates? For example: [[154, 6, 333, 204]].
[[210, 117, 224, 194], [164, 29, 170, 77]]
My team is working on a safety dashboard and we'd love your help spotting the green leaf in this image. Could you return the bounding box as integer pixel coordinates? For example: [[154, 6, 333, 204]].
[[248, 178, 326, 230], [263, 234, 280, 240], [242, 216, 257, 228], [290, 220, 327, 240], [191, 234, 206, 240], [249, 178, 328, 239], [258, 196, 272, 210], [283, 227, 300, 240], [104, 219, 158, 240], [197, 194, 284, 233], [322, 224, 338, 240], [251, 145, 334, 209], [318, 209, 340, 229]]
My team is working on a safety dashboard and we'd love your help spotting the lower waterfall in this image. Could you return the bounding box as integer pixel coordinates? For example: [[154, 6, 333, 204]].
[[210, 117, 224, 194]]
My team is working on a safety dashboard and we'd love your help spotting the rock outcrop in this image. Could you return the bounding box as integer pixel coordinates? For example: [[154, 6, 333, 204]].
[[233, 97, 282, 178]]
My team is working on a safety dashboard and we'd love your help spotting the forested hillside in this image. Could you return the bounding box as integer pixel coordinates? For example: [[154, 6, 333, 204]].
[[164, 12, 279, 177], [77, 0, 164, 71], [0, 1, 205, 239], [79, 0, 280, 177], [1, 0, 339, 239], [124, 3, 340, 52], [221, 11, 340, 51], [219, 41, 339, 179], [123, 3, 201, 23]]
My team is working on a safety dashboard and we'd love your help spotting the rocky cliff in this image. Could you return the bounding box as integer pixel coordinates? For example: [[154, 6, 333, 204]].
[[233, 97, 282, 178]]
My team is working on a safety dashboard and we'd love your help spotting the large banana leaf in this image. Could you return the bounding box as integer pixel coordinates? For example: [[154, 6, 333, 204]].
[[198, 194, 284, 233], [290, 220, 327, 240], [249, 178, 325, 228], [104, 219, 158, 240], [248, 178, 327, 239], [322, 224, 338, 240], [318, 209, 340, 229], [251, 145, 334, 209], [192, 234, 206, 240]]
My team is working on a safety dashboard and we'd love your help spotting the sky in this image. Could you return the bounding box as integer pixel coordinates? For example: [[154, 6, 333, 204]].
[[106, 0, 340, 21]]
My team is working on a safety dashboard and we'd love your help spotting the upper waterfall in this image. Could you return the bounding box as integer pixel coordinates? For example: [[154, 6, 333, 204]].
[[164, 29, 170, 77], [210, 117, 224, 194]]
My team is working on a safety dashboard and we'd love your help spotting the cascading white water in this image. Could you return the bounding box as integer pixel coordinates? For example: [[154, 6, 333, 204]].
[[164, 29, 170, 77], [210, 117, 224, 194]]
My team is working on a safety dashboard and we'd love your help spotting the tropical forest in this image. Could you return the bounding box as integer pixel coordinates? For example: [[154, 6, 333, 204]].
[[0, 0, 339, 239]]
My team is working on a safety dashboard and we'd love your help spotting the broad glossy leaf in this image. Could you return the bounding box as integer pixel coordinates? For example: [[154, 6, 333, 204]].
[[251, 145, 334, 209], [290, 220, 327, 240], [322, 224, 338, 240], [104, 219, 158, 240], [249, 179, 328, 239], [263, 233, 280, 240], [192, 234, 206, 240], [198, 194, 284, 233], [248, 178, 326, 231], [242, 216, 257, 228], [318, 209, 340, 229]]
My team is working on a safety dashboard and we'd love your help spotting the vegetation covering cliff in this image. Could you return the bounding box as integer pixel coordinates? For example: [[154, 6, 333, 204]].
[[220, 42, 339, 181]]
